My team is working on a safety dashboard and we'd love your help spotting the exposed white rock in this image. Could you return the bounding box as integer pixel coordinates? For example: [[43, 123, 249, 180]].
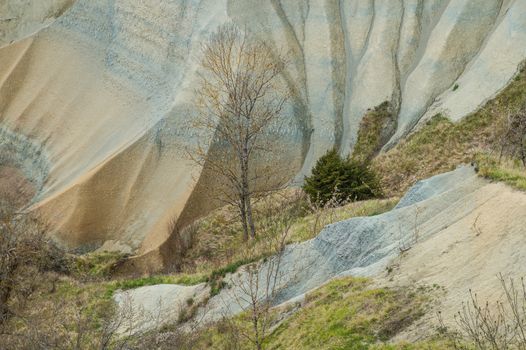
[[387, 0, 504, 147], [422, 0, 526, 122], [199, 166, 489, 322], [1, 0, 525, 258], [114, 283, 209, 333], [116, 166, 526, 333], [0, 0, 75, 48]]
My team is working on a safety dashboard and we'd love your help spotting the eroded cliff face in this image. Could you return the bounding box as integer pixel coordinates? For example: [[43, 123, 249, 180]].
[[1, 0, 525, 266], [0, 0, 75, 47]]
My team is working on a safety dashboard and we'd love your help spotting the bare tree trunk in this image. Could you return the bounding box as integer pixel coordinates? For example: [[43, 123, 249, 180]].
[[246, 197, 256, 240], [240, 188, 255, 241], [191, 24, 288, 242], [521, 134, 526, 167], [239, 199, 249, 242], [241, 142, 256, 240], [251, 300, 262, 350]]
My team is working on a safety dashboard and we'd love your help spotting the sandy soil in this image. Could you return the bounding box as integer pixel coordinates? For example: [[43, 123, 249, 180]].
[[378, 181, 526, 340]]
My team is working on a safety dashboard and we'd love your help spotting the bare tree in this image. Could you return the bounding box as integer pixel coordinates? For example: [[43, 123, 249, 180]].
[[220, 196, 301, 350], [189, 23, 289, 241]]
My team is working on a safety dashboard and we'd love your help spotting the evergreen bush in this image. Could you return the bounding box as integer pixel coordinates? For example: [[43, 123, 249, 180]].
[[303, 149, 382, 206]]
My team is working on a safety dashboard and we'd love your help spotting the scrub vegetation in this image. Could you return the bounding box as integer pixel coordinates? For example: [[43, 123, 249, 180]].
[[373, 65, 526, 196]]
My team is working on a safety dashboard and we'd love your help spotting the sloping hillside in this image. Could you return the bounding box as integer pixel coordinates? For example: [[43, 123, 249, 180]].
[[115, 166, 526, 343], [1, 1, 526, 263]]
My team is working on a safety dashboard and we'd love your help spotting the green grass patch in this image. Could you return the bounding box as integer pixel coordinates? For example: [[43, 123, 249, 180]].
[[197, 277, 438, 350], [476, 153, 526, 191], [207, 257, 262, 296], [101, 262, 252, 299], [72, 251, 128, 280], [267, 278, 429, 349], [208, 258, 257, 281]]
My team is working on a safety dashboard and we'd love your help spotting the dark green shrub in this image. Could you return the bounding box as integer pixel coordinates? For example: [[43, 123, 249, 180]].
[[303, 149, 382, 206]]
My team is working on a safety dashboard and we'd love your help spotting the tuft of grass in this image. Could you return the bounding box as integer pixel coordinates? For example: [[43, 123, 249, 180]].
[[374, 65, 526, 197], [476, 153, 526, 191], [101, 260, 254, 299], [452, 83, 459, 91], [207, 255, 273, 296], [208, 259, 256, 281], [373, 113, 490, 197], [353, 101, 396, 163], [73, 251, 128, 280]]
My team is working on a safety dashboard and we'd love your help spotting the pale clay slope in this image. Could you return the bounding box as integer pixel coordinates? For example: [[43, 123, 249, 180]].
[[115, 167, 526, 335], [0, 0, 74, 48], [1, 1, 526, 265]]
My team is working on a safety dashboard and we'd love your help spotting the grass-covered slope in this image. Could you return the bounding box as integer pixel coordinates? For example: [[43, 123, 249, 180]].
[[476, 154, 526, 192], [197, 277, 451, 350], [372, 65, 526, 197], [266, 277, 430, 350], [177, 195, 398, 275], [352, 101, 396, 163]]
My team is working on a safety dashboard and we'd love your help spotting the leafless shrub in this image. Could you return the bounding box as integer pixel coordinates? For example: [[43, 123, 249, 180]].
[[0, 203, 208, 349], [1, 291, 131, 349], [304, 189, 349, 238], [0, 203, 142, 349], [397, 205, 421, 253], [443, 274, 526, 350], [499, 106, 526, 166], [0, 204, 67, 326], [109, 298, 191, 350], [220, 197, 302, 350]]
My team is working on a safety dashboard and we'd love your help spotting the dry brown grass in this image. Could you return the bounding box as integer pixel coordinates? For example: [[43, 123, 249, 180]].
[[177, 190, 397, 276], [373, 65, 526, 197]]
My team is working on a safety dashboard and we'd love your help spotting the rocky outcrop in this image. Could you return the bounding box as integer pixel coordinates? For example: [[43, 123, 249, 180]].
[[1, 1, 526, 262], [116, 166, 526, 331]]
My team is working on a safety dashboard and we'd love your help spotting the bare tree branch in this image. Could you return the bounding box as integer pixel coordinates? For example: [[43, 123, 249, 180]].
[[187, 23, 290, 241]]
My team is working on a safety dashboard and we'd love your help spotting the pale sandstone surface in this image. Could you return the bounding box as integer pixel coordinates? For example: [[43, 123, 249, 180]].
[[1, 1, 525, 267], [117, 167, 526, 336]]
